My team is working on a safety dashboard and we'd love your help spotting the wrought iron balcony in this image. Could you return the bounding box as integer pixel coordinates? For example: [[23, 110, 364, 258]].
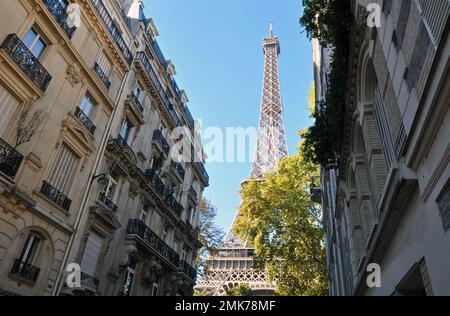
[[0, 138, 23, 179], [75, 107, 96, 135], [91, 0, 133, 65], [41, 181, 72, 211], [98, 192, 118, 213], [80, 272, 100, 292], [171, 161, 185, 180], [130, 91, 144, 113], [145, 169, 165, 196], [152, 130, 170, 156], [43, 0, 76, 39], [126, 219, 180, 268], [166, 194, 183, 217], [10, 259, 41, 283], [93, 62, 111, 90], [179, 260, 197, 282], [1, 34, 52, 91], [196, 162, 209, 185]]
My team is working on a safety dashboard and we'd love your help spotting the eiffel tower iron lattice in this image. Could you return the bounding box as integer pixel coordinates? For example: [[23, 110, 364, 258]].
[[195, 24, 288, 296]]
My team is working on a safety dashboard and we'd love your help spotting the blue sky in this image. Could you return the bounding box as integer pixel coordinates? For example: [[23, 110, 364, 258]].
[[144, 0, 313, 232]]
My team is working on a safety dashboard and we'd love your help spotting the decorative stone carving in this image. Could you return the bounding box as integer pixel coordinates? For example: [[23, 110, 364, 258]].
[[120, 244, 138, 267], [66, 65, 83, 87]]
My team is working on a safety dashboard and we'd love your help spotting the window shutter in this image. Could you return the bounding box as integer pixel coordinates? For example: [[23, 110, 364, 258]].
[[80, 232, 104, 277], [0, 85, 19, 137], [47, 144, 79, 195]]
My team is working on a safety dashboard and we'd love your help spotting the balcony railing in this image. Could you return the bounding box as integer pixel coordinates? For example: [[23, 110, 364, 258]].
[[43, 0, 76, 39], [91, 0, 133, 65], [81, 272, 100, 292], [10, 259, 41, 283], [166, 194, 183, 217], [171, 161, 185, 180], [41, 181, 72, 211], [196, 162, 209, 185], [0, 138, 23, 179], [75, 107, 96, 135], [180, 260, 197, 282], [152, 130, 170, 156], [130, 92, 144, 113], [1, 34, 52, 91], [93, 62, 111, 90], [145, 169, 165, 196], [98, 192, 118, 213], [126, 219, 180, 267]]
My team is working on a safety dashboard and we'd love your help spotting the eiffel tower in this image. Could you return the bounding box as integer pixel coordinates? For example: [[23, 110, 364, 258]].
[[195, 24, 288, 296]]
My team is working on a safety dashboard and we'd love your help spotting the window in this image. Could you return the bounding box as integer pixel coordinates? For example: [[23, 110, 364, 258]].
[[103, 167, 121, 202], [80, 231, 104, 277], [79, 93, 97, 118], [19, 233, 41, 264], [162, 224, 170, 243], [120, 119, 132, 142], [47, 144, 79, 195], [23, 27, 47, 58], [0, 84, 20, 137], [181, 244, 188, 262], [173, 238, 179, 252], [122, 258, 136, 296], [97, 51, 112, 77], [151, 282, 158, 296], [132, 83, 143, 102]]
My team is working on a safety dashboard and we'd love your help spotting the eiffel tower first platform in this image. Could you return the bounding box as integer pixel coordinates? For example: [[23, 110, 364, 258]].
[[195, 24, 288, 296]]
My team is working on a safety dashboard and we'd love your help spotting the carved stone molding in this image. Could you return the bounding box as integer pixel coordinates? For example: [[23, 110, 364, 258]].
[[66, 65, 83, 87]]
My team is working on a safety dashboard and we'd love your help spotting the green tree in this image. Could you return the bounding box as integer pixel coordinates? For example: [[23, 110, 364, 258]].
[[234, 142, 328, 296], [196, 198, 225, 276], [226, 284, 253, 296]]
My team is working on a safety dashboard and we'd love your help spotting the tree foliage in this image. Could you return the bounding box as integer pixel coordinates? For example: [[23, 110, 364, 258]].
[[299, 0, 352, 169], [233, 145, 328, 296], [196, 198, 225, 276], [226, 284, 253, 296]]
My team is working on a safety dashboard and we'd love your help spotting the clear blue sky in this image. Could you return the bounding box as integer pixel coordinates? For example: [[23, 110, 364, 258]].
[[144, 1, 313, 232]]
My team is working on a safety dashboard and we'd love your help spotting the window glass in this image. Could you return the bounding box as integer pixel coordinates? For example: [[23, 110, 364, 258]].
[[19, 233, 41, 264], [23, 28, 46, 58], [79, 94, 96, 118]]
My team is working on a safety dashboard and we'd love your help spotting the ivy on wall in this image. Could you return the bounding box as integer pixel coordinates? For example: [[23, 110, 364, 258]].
[[299, 0, 352, 169]]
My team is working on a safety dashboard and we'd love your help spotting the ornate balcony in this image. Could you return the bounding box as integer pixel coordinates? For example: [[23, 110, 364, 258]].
[[40, 181, 72, 211], [1, 34, 52, 91], [152, 130, 170, 157], [171, 161, 185, 181], [166, 194, 183, 217], [91, 0, 133, 65], [80, 272, 100, 292], [93, 62, 111, 90], [0, 138, 23, 179], [98, 192, 118, 213], [179, 260, 197, 282], [43, 0, 76, 39], [10, 259, 41, 283], [126, 219, 180, 268], [145, 169, 165, 196], [75, 107, 96, 135]]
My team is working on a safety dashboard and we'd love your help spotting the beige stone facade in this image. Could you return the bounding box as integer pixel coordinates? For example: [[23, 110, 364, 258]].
[[0, 0, 207, 296], [315, 0, 450, 295]]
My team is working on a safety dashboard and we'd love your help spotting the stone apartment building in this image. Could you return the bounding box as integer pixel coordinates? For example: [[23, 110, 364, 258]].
[[314, 0, 450, 295], [0, 0, 207, 296]]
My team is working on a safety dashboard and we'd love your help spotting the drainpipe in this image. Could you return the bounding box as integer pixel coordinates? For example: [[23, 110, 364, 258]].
[[52, 69, 132, 296]]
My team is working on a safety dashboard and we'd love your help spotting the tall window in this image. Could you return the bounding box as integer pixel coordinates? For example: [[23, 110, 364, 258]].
[[0, 85, 19, 137], [47, 144, 79, 195], [120, 119, 132, 142], [80, 231, 104, 277], [97, 51, 112, 77], [122, 258, 136, 296], [23, 27, 47, 58], [151, 281, 158, 296], [19, 233, 41, 264], [181, 244, 188, 262], [162, 223, 170, 243], [103, 167, 121, 202], [79, 93, 97, 118], [132, 83, 143, 103]]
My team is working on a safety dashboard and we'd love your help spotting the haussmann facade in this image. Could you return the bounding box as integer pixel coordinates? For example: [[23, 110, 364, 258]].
[[0, 0, 208, 296], [313, 0, 450, 296]]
